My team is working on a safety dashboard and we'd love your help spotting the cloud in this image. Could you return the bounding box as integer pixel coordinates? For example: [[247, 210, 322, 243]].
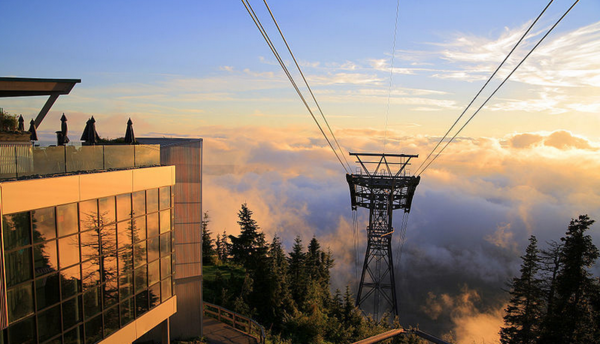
[[422, 286, 506, 344], [509, 130, 597, 150], [194, 125, 600, 340]]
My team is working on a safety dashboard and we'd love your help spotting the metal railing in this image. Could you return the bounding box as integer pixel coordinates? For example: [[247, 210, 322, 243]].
[[203, 302, 266, 344], [0, 144, 160, 180]]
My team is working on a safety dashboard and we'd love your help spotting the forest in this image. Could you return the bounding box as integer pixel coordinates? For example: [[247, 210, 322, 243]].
[[500, 215, 600, 344], [202, 203, 424, 344], [203, 205, 600, 344]]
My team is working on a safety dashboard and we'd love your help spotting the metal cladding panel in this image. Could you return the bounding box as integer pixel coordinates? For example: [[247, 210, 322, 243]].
[[0, 187, 7, 330], [170, 277, 203, 339], [153, 139, 202, 280]]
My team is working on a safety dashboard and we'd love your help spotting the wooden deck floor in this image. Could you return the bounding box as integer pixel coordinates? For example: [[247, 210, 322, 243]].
[[202, 317, 258, 344]]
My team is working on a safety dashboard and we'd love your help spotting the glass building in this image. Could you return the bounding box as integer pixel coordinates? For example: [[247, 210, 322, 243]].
[[0, 166, 178, 344]]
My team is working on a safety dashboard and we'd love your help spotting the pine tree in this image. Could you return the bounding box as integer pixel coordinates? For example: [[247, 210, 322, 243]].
[[201, 212, 216, 265], [499, 235, 544, 344], [539, 240, 562, 317], [288, 236, 307, 309], [539, 215, 599, 343], [229, 203, 268, 270]]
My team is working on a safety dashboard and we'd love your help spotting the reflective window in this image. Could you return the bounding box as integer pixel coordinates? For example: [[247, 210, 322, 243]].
[[59, 234, 80, 268], [102, 224, 117, 257], [134, 241, 147, 268], [160, 210, 171, 234], [149, 282, 160, 309], [38, 305, 61, 343], [82, 260, 100, 290], [57, 203, 78, 237], [5, 248, 32, 287], [116, 193, 132, 221], [34, 240, 58, 276], [85, 315, 103, 344], [7, 283, 34, 323], [132, 190, 145, 217], [62, 265, 81, 300], [159, 186, 171, 210], [1, 186, 174, 342], [120, 298, 134, 327], [132, 216, 146, 242], [8, 316, 35, 344], [148, 236, 159, 263], [135, 291, 149, 317], [103, 253, 117, 283], [118, 220, 133, 251], [99, 196, 116, 225], [161, 255, 172, 279], [32, 207, 56, 243], [146, 188, 159, 213], [161, 277, 172, 302], [160, 233, 171, 257], [104, 306, 119, 337], [64, 325, 83, 344], [134, 265, 147, 294], [80, 229, 100, 260], [83, 286, 102, 319], [104, 278, 119, 309], [63, 296, 83, 330], [119, 272, 134, 301], [147, 213, 159, 238], [3, 212, 31, 250], [79, 199, 98, 231], [36, 274, 60, 310], [148, 260, 160, 286]]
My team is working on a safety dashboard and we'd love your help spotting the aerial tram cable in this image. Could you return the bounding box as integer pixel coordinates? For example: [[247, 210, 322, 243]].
[[383, 0, 401, 153], [415, 0, 555, 175], [262, 0, 352, 172], [240, 0, 350, 173], [417, 0, 580, 176]]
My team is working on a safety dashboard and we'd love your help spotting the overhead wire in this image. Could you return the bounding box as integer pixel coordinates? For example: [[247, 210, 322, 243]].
[[417, 0, 579, 176], [262, 0, 352, 172], [415, 0, 556, 175], [240, 0, 349, 173], [383, 0, 401, 153]]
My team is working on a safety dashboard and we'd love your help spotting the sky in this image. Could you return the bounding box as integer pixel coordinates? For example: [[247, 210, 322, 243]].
[[2, 1, 600, 343]]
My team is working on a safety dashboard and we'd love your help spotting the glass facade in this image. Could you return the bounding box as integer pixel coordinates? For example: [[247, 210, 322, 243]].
[[1, 187, 174, 344]]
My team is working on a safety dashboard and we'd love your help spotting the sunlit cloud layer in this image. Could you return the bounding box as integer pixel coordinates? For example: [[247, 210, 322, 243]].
[[193, 125, 600, 343]]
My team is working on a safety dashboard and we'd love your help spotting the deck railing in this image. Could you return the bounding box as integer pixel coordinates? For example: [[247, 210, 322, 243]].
[[203, 302, 266, 344], [0, 144, 160, 180]]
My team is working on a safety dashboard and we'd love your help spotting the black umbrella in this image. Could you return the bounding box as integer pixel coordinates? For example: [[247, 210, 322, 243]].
[[124, 118, 136, 144], [18, 115, 24, 131], [60, 113, 70, 144], [86, 116, 100, 145], [80, 118, 91, 141], [28, 119, 38, 141]]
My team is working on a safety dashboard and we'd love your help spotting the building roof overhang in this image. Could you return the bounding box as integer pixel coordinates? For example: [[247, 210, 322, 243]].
[[0, 77, 81, 127]]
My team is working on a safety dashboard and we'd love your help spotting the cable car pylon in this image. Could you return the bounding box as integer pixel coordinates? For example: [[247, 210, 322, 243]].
[[346, 152, 420, 320]]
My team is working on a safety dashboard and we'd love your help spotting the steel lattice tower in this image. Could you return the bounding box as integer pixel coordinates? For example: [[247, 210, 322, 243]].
[[346, 153, 420, 320]]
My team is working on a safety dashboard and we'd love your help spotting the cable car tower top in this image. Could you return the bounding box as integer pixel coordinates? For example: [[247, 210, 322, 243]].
[[346, 152, 420, 320]]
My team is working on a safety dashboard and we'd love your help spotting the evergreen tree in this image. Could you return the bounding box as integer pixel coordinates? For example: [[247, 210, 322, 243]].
[[229, 203, 268, 270], [201, 212, 216, 265], [539, 240, 562, 317], [539, 215, 599, 343], [500, 236, 544, 344], [288, 236, 307, 309]]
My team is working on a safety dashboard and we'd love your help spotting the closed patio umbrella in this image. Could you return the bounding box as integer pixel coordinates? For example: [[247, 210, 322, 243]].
[[28, 119, 38, 141], [18, 115, 24, 131], [60, 113, 70, 144], [124, 118, 136, 144]]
